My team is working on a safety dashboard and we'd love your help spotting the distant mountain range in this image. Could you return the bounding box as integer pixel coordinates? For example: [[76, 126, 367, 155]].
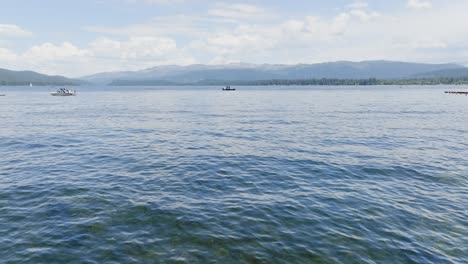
[[2, 60, 468, 86], [0, 68, 83, 86], [80, 60, 468, 85]]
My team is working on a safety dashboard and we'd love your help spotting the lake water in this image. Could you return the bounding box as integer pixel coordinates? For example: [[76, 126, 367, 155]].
[[0, 86, 467, 263]]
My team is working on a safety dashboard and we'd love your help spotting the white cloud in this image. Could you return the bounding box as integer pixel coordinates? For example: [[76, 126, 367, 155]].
[[23, 42, 87, 62], [349, 9, 380, 22], [8, 36, 195, 76], [185, 1, 468, 66], [115, 36, 176, 58], [17, 42, 89, 75], [0, 24, 32, 37], [4, 1, 468, 76], [410, 39, 447, 49], [0, 47, 17, 61], [407, 0, 432, 10], [348, 2, 368, 9], [12, 3, 387, 75], [88, 37, 121, 57], [87, 36, 195, 73], [84, 14, 244, 44], [208, 3, 272, 20], [0, 33, 192, 76], [189, 8, 382, 64]]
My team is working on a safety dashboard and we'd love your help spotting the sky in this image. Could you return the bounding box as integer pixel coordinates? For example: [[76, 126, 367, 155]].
[[0, 0, 467, 77]]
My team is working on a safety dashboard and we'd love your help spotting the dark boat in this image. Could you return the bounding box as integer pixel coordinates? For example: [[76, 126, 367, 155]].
[[222, 85, 236, 91], [445, 91, 468, 95]]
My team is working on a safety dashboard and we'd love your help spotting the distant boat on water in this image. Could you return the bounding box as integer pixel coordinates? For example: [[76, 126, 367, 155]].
[[222, 85, 236, 91], [30, 83, 33, 87], [51, 88, 77, 96]]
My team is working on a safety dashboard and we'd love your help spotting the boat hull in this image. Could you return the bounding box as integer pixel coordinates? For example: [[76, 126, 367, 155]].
[[51, 92, 77, 96]]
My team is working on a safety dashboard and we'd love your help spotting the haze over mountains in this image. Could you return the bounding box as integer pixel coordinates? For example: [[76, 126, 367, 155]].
[[1, 60, 468, 86], [81, 61, 467, 85]]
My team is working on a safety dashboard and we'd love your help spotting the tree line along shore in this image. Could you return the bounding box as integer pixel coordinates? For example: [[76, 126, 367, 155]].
[[110, 77, 468, 86], [2, 77, 468, 86]]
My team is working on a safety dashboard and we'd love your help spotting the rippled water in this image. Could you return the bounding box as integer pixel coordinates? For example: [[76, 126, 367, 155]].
[[0, 86, 467, 263]]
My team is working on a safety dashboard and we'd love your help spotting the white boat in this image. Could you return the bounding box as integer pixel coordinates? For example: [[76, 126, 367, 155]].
[[222, 85, 236, 91], [51, 88, 77, 96]]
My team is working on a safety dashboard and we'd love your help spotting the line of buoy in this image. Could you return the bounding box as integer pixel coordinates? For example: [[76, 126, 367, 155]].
[[445, 91, 468, 95]]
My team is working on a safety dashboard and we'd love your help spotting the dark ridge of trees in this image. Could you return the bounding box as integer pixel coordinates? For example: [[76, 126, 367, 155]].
[[110, 77, 468, 86], [204, 78, 381, 86], [207, 77, 468, 86]]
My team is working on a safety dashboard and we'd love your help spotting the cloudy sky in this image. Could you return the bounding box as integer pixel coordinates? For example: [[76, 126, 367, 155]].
[[0, 0, 467, 77]]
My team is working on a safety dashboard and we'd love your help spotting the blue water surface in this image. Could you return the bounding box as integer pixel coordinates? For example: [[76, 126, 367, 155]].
[[0, 85, 467, 263]]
